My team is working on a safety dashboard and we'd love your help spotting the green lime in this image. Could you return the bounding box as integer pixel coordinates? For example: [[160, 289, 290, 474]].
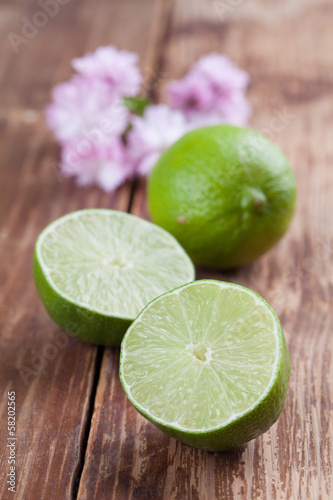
[[120, 280, 290, 451], [148, 125, 296, 269], [34, 209, 195, 346]]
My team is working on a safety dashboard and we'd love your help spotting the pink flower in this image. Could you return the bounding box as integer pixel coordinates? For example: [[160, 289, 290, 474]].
[[45, 47, 252, 192], [45, 76, 129, 144], [185, 112, 226, 130], [127, 104, 188, 176], [60, 136, 132, 192], [186, 92, 251, 128], [72, 46, 142, 97], [167, 74, 214, 114], [167, 53, 251, 125], [195, 53, 249, 92]]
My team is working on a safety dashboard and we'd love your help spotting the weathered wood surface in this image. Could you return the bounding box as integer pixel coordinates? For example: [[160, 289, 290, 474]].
[[1, 0, 332, 498], [0, 1, 155, 499]]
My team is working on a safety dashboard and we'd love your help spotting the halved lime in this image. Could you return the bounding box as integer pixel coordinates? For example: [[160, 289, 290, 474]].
[[33, 209, 195, 346], [120, 280, 290, 451]]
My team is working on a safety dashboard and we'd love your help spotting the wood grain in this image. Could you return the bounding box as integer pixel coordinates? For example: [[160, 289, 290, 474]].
[[1, 0, 332, 498], [79, 0, 333, 499], [0, 0, 155, 499]]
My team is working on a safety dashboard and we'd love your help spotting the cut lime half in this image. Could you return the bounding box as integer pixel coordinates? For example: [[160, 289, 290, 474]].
[[120, 280, 290, 451], [34, 209, 195, 345]]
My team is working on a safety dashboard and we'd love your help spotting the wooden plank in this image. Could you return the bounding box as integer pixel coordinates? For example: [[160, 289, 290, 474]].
[[0, 0, 156, 498], [76, 0, 176, 498], [80, 0, 333, 499]]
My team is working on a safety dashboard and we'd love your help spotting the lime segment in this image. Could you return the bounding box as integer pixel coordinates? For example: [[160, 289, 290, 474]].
[[120, 280, 290, 451]]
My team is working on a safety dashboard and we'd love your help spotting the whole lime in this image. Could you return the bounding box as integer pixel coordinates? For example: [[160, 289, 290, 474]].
[[147, 125, 296, 269]]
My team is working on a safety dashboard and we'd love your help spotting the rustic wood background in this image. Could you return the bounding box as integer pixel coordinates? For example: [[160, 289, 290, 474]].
[[0, 0, 332, 498]]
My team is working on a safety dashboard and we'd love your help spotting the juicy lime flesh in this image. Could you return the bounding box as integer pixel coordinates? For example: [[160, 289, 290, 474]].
[[36, 210, 195, 320], [121, 281, 281, 432]]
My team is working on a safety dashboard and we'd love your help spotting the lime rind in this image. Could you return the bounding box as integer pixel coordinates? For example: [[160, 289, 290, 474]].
[[119, 280, 290, 451], [33, 252, 132, 345]]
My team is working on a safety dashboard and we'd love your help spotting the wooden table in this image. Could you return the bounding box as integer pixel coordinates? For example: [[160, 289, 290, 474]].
[[1, 0, 332, 498]]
